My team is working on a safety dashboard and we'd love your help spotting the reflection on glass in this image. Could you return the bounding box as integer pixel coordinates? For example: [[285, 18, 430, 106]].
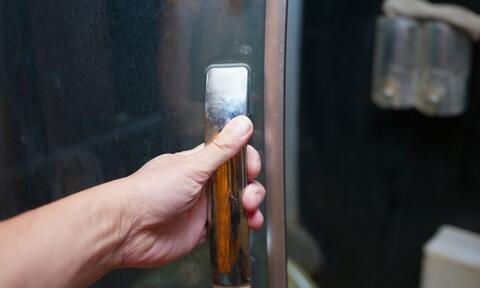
[[0, 0, 266, 287]]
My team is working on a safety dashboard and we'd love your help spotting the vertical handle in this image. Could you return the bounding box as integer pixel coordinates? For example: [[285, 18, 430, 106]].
[[205, 64, 251, 288]]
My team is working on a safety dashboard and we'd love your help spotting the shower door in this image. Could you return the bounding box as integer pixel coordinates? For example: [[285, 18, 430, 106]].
[[0, 0, 287, 287]]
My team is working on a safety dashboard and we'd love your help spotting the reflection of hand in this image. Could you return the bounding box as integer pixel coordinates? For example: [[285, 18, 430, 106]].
[[114, 116, 265, 268]]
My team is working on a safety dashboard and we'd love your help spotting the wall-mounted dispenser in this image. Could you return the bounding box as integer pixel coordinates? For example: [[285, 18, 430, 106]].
[[415, 21, 472, 116], [372, 0, 480, 117], [372, 16, 420, 110]]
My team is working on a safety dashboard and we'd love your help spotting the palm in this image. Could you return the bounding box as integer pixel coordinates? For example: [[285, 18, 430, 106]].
[[149, 192, 208, 264], [120, 188, 208, 268]]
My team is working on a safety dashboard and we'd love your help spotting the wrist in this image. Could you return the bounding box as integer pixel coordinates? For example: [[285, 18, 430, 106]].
[[88, 177, 138, 270]]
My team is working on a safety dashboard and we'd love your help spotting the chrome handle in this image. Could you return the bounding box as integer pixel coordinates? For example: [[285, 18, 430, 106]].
[[205, 64, 251, 288]]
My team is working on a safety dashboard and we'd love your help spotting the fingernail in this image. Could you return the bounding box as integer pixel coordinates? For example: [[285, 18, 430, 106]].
[[230, 116, 251, 137]]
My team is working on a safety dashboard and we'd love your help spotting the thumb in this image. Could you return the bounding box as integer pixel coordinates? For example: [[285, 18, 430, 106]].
[[192, 116, 253, 176]]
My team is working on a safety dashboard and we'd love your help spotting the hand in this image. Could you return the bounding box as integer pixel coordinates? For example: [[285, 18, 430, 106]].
[[114, 116, 265, 268], [0, 116, 264, 287]]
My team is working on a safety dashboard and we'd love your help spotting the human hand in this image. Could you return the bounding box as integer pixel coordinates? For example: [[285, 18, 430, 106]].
[[113, 116, 264, 268]]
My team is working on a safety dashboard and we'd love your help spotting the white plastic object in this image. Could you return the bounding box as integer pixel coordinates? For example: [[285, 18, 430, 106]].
[[421, 225, 480, 288]]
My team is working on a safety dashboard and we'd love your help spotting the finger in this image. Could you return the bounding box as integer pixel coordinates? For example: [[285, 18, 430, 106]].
[[197, 227, 208, 246], [242, 181, 266, 212], [248, 210, 264, 230], [192, 116, 253, 176], [176, 144, 204, 156], [246, 145, 261, 180]]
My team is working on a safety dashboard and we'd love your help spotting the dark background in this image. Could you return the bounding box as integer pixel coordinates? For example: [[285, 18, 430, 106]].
[[299, 1, 480, 287]]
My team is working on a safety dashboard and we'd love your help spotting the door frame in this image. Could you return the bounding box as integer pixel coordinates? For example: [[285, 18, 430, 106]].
[[265, 0, 288, 287]]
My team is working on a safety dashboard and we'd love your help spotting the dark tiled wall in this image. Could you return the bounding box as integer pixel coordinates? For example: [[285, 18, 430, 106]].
[[300, 1, 480, 287]]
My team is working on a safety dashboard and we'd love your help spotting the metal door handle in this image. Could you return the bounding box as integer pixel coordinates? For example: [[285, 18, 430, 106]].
[[205, 64, 251, 288]]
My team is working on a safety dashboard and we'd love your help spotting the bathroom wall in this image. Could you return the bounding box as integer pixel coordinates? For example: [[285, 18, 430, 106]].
[[299, 1, 480, 287]]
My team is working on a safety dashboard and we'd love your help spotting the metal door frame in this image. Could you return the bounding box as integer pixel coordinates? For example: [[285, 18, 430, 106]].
[[265, 0, 288, 287]]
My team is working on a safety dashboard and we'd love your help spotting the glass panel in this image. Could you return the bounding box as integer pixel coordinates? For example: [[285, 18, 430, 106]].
[[0, 1, 267, 287]]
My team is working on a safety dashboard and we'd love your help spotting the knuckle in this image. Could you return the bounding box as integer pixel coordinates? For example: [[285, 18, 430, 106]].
[[243, 182, 266, 207], [184, 155, 212, 180], [256, 183, 266, 197], [212, 136, 236, 152], [247, 147, 262, 172], [252, 159, 262, 174]]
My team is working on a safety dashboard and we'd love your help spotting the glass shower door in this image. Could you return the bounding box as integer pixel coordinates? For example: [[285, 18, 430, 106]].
[[0, 0, 287, 287]]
